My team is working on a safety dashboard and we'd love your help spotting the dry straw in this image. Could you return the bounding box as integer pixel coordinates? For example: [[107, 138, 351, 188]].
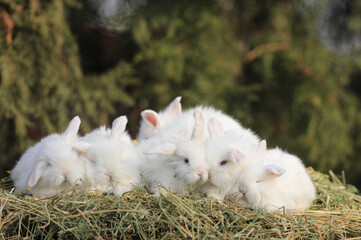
[[1, 168, 360, 239]]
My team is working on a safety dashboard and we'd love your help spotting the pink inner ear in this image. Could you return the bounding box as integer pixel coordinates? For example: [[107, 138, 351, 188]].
[[167, 97, 182, 118], [256, 140, 267, 154], [265, 165, 285, 178], [191, 111, 205, 141], [168, 105, 181, 118], [208, 118, 224, 138], [144, 113, 159, 127], [228, 148, 246, 164]]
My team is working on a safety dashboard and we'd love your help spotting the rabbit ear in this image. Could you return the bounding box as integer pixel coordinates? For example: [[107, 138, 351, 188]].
[[72, 141, 91, 157], [164, 96, 182, 118], [191, 111, 205, 141], [28, 161, 47, 188], [110, 116, 128, 141], [208, 118, 224, 138], [143, 142, 178, 156], [64, 116, 81, 143], [256, 140, 267, 154], [260, 164, 285, 181], [141, 110, 160, 128], [227, 148, 246, 164]]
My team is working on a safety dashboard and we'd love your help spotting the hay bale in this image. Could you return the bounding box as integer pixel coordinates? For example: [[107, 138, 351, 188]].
[[0, 168, 360, 239]]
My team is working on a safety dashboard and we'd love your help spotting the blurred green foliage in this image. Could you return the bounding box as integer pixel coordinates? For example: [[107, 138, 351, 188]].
[[0, 0, 136, 171], [1, 0, 361, 187]]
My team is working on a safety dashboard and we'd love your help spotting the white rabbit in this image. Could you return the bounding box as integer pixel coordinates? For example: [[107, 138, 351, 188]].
[[139, 111, 209, 195], [227, 145, 316, 212], [138, 96, 182, 140], [203, 119, 315, 211], [11, 116, 90, 198], [200, 118, 261, 199], [82, 116, 141, 196]]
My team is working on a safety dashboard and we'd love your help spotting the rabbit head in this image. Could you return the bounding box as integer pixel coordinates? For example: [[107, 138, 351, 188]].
[[28, 116, 90, 194], [138, 96, 182, 140], [143, 110, 209, 188], [234, 157, 286, 210], [84, 116, 139, 193], [205, 118, 262, 193]]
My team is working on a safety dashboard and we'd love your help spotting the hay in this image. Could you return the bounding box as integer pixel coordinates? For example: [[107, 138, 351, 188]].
[[1, 168, 360, 239]]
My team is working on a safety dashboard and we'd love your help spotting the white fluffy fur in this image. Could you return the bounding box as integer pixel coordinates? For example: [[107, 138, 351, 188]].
[[159, 105, 260, 142], [139, 111, 209, 195], [202, 119, 316, 211], [138, 96, 182, 140], [232, 147, 316, 212], [138, 97, 259, 144], [82, 116, 141, 196], [139, 102, 259, 196], [11, 116, 90, 198], [202, 118, 315, 212], [139, 139, 208, 195], [200, 126, 260, 199]]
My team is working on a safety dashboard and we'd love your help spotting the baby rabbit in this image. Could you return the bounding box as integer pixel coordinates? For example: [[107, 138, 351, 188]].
[[233, 146, 316, 212], [203, 119, 315, 211], [138, 96, 182, 140], [139, 111, 209, 195], [11, 116, 90, 198], [82, 116, 141, 196], [200, 118, 261, 199]]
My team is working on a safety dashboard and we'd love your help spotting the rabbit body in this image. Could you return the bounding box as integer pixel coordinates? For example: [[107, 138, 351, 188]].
[[11, 116, 90, 198], [158, 105, 259, 143], [201, 118, 315, 212], [234, 148, 316, 212], [138, 96, 259, 145]]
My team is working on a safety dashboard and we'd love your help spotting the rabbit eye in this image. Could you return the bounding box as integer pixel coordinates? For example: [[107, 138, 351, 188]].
[[220, 160, 227, 166], [184, 158, 189, 164]]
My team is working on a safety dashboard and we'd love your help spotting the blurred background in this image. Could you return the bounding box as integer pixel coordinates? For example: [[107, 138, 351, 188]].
[[1, 0, 361, 189]]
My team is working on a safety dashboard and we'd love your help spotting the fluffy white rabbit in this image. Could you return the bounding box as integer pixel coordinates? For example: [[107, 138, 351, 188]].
[[11, 116, 91, 198], [199, 118, 261, 199], [139, 111, 209, 195], [138, 96, 182, 140], [203, 119, 315, 211], [82, 116, 141, 196], [232, 146, 316, 212]]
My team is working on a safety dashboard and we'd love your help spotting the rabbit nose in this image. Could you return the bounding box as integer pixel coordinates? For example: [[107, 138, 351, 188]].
[[62, 171, 69, 180], [239, 188, 247, 196], [106, 171, 113, 181], [197, 171, 205, 178]]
